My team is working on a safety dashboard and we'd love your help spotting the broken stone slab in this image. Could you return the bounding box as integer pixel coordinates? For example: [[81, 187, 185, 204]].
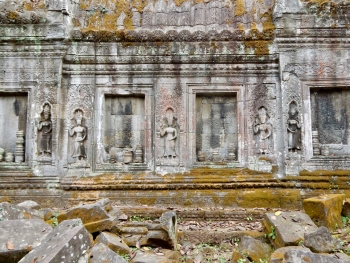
[[114, 212, 177, 249], [19, 219, 93, 263], [283, 249, 350, 263], [95, 232, 131, 255], [304, 226, 342, 253], [270, 246, 311, 263], [0, 219, 52, 263], [130, 249, 180, 263], [303, 194, 345, 230], [0, 202, 42, 221], [263, 211, 318, 248], [57, 198, 119, 233], [17, 200, 41, 210], [87, 243, 127, 263], [237, 236, 271, 262]]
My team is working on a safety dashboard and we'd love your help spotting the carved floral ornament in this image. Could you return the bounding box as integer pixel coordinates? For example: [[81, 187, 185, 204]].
[[71, 29, 271, 42]]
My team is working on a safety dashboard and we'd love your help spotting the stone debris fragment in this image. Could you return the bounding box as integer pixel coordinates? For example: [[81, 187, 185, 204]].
[[57, 198, 120, 233], [87, 243, 127, 263], [237, 236, 270, 262], [114, 211, 178, 249], [263, 211, 318, 248], [18, 219, 92, 263], [283, 249, 350, 263], [95, 232, 131, 255], [304, 226, 342, 253], [0, 219, 52, 263]]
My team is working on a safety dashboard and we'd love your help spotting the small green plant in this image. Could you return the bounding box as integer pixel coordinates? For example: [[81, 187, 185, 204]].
[[218, 256, 228, 263], [246, 215, 253, 221], [268, 226, 276, 240], [120, 254, 130, 261], [237, 258, 246, 263], [259, 259, 269, 263], [342, 216, 349, 226], [233, 237, 240, 246], [129, 215, 151, 222], [298, 240, 304, 246]]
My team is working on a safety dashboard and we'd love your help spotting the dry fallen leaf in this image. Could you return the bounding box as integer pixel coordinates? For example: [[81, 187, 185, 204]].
[[275, 211, 282, 216], [155, 252, 165, 256], [6, 241, 14, 250], [136, 241, 140, 249], [30, 257, 38, 263]]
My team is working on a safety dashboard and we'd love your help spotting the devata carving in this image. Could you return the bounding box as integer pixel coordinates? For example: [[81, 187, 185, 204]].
[[69, 109, 87, 161], [253, 106, 272, 154], [160, 108, 179, 158], [37, 103, 52, 157], [287, 102, 301, 152]]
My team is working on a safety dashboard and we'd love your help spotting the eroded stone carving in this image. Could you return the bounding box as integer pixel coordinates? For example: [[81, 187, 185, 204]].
[[69, 109, 87, 161], [253, 106, 272, 154], [37, 103, 52, 157], [15, 130, 25, 163], [160, 108, 179, 158], [287, 102, 301, 152]]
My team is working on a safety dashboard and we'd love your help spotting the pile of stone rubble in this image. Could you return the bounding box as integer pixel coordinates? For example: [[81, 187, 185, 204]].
[[0, 194, 349, 263]]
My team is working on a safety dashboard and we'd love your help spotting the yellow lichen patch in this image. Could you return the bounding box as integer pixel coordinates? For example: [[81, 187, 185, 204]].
[[174, 0, 187, 6], [233, 0, 245, 16], [132, 0, 149, 13], [23, 0, 46, 11], [8, 11, 19, 20], [244, 40, 271, 55]]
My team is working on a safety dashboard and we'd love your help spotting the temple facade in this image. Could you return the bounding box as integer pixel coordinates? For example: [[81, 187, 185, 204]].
[[0, 0, 350, 207]]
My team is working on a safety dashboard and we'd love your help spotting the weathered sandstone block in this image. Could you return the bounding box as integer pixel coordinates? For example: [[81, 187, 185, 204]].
[[304, 226, 342, 253], [95, 232, 131, 255], [57, 198, 119, 233], [270, 246, 311, 263], [0, 219, 52, 263], [237, 236, 271, 262], [303, 194, 345, 230], [88, 243, 127, 263], [263, 212, 317, 248], [19, 219, 92, 263]]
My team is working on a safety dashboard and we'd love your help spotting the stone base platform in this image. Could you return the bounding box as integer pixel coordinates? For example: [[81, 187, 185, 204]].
[[1, 168, 350, 211]]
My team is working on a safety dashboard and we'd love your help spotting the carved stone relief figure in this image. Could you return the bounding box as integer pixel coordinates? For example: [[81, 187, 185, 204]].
[[160, 108, 179, 158], [69, 109, 87, 161], [287, 101, 301, 152], [253, 106, 272, 154], [37, 103, 52, 157]]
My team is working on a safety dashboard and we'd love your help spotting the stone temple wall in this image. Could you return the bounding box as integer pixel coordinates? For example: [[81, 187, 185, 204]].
[[0, 0, 350, 207]]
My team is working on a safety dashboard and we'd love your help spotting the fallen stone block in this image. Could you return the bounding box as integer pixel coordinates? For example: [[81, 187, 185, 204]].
[[95, 232, 131, 255], [0, 202, 42, 221], [57, 198, 119, 233], [0, 219, 52, 263], [17, 200, 40, 210], [232, 250, 250, 263], [304, 226, 342, 253], [270, 246, 311, 263], [303, 194, 345, 230], [114, 212, 177, 249], [88, 243, 127, 263], [342, 199, 350, 218], [237, 236, 271, 262], [19, 219, 93, 263], [283, 249, 350, 263], [130, 249, 180, 263], [263, 211, 317, 248]]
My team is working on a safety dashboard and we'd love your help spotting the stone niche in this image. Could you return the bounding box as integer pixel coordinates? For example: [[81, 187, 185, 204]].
[[195, 94, 238, 163], [103, 95, 145, 164], [0, 93, 27, 163], [310, 88, 350, 157]]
